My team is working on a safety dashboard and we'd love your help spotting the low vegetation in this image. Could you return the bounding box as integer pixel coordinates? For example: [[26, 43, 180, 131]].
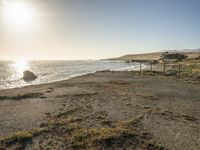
[[0, 128, 48, 149], [0, 113, 168, 150], [0, 92, 43, 100], [161, 53, 187, 61], [180, 64, 200, 77]]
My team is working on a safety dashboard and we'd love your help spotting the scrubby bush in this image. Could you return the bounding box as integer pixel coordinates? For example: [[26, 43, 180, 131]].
[[161, 53, 187, 61]]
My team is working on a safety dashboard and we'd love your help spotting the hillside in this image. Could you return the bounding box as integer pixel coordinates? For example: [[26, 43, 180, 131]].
[[111, 51, 200, 61]]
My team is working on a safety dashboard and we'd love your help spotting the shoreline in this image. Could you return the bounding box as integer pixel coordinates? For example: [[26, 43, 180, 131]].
[[0, 66, 142, 91], [0, 61, 140, 90], [0, 70, 200, 149], [0, 70, 117, 91]]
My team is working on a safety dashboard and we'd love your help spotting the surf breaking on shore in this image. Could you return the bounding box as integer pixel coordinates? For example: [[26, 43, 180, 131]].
[[0, 60, 142, 90]]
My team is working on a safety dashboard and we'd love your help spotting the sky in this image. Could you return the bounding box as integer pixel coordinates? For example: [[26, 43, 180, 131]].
[[0, 0, 200, 60]]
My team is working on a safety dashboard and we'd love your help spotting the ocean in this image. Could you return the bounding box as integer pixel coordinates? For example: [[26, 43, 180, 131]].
[[0, 60, 143, 89]]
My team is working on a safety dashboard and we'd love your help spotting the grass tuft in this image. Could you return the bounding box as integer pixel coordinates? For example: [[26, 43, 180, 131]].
[[0, 93, 43, 100], [0, 128, 47, 145], [70, 117, 145, 149]]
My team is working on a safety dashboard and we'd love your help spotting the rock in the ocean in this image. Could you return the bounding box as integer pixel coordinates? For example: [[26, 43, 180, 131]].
[[165, 70, 177, 76], [23, 70, 37, 81]]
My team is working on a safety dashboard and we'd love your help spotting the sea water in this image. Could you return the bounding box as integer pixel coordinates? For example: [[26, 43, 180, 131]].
[[0, 60, 142, 89]]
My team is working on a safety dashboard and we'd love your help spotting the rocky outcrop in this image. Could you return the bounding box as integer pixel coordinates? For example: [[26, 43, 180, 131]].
[[165, 70, 177, 76], [192, 74, 200, 80], [23, 70, 37, 81]]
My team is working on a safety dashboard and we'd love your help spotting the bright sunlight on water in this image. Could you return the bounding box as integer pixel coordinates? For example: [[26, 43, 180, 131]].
[[0, 60, 142, 89], [11, 60, 30, 78]]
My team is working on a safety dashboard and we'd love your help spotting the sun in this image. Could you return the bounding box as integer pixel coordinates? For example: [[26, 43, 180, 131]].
[[2, 1, 35, 30]]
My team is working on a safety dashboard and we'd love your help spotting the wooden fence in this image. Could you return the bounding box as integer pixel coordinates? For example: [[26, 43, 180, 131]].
[[138, 62, 192, 74]]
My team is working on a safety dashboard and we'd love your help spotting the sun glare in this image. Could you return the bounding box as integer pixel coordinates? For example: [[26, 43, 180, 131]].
[[3, 1, 35, 30], [13, 59, 29, 77]]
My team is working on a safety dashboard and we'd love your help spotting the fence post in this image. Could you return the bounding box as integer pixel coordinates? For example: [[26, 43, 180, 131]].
[[150, 64, 152, 71], [163, 63, 166, 73], [140, 62, 142, 71], [178, 64, 181, 75]]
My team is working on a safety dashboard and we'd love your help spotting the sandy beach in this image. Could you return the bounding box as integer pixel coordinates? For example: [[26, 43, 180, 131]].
[[0, 71, 199, 149]]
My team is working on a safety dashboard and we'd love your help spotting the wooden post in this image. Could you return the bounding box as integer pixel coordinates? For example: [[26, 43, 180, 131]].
[[163, 63, 166, 73], [150, 64, 152, 71], [140, 62, 142, 71], [178, 64, 181, 74]]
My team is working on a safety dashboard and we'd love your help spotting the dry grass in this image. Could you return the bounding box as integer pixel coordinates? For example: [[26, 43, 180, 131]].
[[180, 64, 200, 76], [0, 93, 43, 100], [111, 51, 200, 61], [70, 117, 142, 149], [0, 113, 168, 150], [0, 128, 48, 149]]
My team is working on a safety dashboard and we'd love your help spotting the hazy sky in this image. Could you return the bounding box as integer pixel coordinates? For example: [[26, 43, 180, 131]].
[[0, 0, 200, 60]]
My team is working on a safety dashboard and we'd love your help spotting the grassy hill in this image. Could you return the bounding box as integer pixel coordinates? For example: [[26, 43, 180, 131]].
[[110, 51, 200, 61]]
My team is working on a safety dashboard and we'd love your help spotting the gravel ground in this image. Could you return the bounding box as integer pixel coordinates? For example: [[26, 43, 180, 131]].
[[0, 71, 200, 150]]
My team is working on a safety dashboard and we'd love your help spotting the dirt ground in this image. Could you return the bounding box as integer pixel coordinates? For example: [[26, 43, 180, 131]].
[[0, 71, 200, 150]]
